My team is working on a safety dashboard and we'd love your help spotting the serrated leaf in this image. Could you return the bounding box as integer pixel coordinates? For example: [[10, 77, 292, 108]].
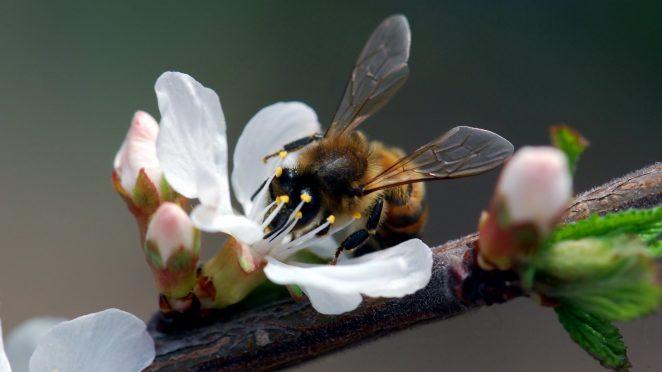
[[555, 304, 630, 371], [534, 236, 660, 322], [550, 125, 588, 173], [547, 207, 662, 249]]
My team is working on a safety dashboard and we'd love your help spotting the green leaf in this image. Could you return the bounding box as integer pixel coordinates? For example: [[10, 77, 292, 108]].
[[547, 207, 662, 250], [550, 125, 589, 173], [555, 304, 630, 371], [533, 236, 660, 322]]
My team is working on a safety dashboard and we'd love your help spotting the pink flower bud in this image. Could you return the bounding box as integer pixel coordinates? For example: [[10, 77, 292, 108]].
[[145, 203, 197, 262], [114, 111, 162, 194], [478, 147, 572, 270], [144, 203, 200, 299], [497, 146, 572, 232]]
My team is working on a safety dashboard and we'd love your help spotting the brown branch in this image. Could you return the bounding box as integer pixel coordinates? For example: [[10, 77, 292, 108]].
[[146, 163, 661, 371]]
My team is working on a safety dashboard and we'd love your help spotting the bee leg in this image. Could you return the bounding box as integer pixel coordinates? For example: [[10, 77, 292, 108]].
[[332, 199, 384, 264], [262, 133, 324, 162], [249, 177, 269, 202], [332, 230, 370, 264]]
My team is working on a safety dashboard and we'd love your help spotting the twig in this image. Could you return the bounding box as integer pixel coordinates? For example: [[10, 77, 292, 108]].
[[146, 163, 661, 371]]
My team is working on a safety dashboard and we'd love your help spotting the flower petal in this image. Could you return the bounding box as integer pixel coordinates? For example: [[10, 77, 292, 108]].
[[191, 205, 263, 244], [6, 317, 65, 372], [231, 102, 320, 214], [155, 71, 232, 213], [264, 239, 433, 314], [29, 309, 154, 372], [305, 237, 338, 260], [0, 320, 12, 372], [301, 286, 363, 315]]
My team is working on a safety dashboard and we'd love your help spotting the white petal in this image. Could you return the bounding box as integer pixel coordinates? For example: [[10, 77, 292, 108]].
[[264, 239, 433, 314], [305, 237, 338, 260], [29, 309, 154, 372], [301, 286, 363, 315], [231, 102, 320, 214], [155, 71, 232, 213], [5, 317, 65, 372], [191, 205, 263, 244], [0, 320, 12, 372]]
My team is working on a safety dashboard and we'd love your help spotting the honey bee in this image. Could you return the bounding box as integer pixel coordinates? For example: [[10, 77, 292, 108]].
[[259, 15, 514, 261]]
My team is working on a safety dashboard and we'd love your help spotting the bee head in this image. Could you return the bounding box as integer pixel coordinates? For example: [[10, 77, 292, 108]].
[[267, 168, 321, 234]]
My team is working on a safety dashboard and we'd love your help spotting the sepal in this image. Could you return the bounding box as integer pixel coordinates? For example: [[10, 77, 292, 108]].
[[195, 237, 267, 308]]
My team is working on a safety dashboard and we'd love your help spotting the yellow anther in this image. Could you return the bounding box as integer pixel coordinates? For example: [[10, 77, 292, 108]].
[[295, 211, 303, 219], [300, 192, 312, 203], [274, 166, 283, 177], [352, 212, 362, 219], [278, 195, 290, 204], [278, 150, 288, 159], [326, 215, 336, 224]]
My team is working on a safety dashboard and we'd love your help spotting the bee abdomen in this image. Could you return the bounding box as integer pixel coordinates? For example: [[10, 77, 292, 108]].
[[376, 200, 428, 247]]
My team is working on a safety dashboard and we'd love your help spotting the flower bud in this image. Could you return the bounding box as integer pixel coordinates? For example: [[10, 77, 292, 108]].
[[144, 203, 200, 300], [498, 147, 572, 231], [478, 147, 572, 270], [114, 111, 162, 193]]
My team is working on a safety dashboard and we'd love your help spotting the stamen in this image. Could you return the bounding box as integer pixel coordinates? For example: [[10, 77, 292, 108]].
[[255, 200, 276, 221], [326, 214, 336, 224], [300, 192, 312, 203], [267, 201, 304, 244], [279, 150, 288, 159], [248, 156, 285, 219], [278, 195, 290, 204], [277, 216, 358, 259], [274, 166, 283, 177], [281, 220, 331, 250], [352, 212, 362, 219], [261, 202, 284, 229], [295, 211, 303, 219]]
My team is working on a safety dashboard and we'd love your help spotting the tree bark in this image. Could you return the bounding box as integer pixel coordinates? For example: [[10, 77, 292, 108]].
[[146, 163, 661, 371]]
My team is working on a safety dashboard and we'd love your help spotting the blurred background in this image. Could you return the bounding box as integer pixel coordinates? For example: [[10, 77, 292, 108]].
[[0, 1, 660, 371]]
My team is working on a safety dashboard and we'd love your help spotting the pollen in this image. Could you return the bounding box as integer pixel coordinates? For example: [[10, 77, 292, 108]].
[[300, 192, 312, 203], [295, 211, 303, 219], [352, 212, 362, 219], [274, 166, 283, 177], [278, 150, 288, 159], [326, 215, 336, 224], [278, 195, 290, 204]]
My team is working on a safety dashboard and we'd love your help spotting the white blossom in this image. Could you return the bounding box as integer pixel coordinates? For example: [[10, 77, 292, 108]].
[[154, 71, 433, 314]]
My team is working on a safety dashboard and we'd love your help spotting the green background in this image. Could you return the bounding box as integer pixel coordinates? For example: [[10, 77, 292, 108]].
[[0, 1, 660, 370]]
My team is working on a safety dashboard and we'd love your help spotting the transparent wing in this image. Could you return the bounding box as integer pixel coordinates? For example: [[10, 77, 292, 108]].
[[362, 126, 514, 193], [325, 14, 411, 138]]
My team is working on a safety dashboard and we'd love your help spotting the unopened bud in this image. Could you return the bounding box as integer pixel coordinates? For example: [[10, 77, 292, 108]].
[[113, 111, 162, 196], [498, 146, 571, 231], [478, 147, 572, 270], [144, 203, 200, 299]]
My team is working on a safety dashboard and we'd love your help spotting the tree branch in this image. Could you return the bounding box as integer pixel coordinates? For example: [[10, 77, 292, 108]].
[[146, 163, 661, 371]]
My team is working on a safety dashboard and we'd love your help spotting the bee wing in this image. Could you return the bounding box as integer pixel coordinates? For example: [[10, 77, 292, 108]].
[[361, 126, 514, 193], [325, 15, 411, 138]]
